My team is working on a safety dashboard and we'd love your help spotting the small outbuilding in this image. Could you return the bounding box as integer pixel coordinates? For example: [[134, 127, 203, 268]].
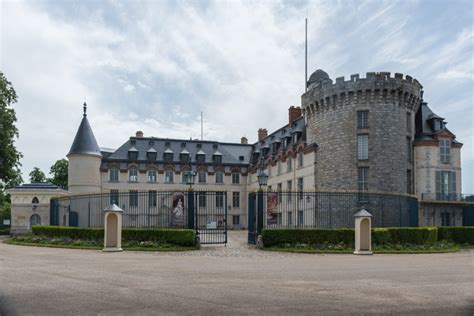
[[353, 208, 373, 255]]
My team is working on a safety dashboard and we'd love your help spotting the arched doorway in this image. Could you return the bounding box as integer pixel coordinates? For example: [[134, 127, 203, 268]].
[[30, 214, 41, 227], [106, 213, 118, 247]]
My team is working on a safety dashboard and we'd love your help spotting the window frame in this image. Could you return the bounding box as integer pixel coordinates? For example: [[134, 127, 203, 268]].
[[231, 172, 240, 184], [165, 170, 174, 183], [357, 134, 369, 160], [357, 110, 368, 129], [232, 192, 240, 208], [109, 167, 119, 182], [147, 169, 157, 182], [128, 167, 138, 182]]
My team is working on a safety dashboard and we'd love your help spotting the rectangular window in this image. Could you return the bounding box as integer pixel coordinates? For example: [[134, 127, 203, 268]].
[[232, 192, 240, 208], [180, 154, 190, 163], [198, 192, 206, 207], [287, 180, 292, 203], [110, 190, 119, 205], [357, 111, 368, 129], [358, 167, 368, 191], [277, 183, 282, 203], [198, 171, 206, 183], [215, 171, 224, 184], [407, 138, 412, 162], [164, 153, 173, 162], [407, 170, 412, 194], [440, 139, 451, 164], [148, 190, 157, 207], [406, 112, 412, 133], [297, 178, 304, 200], [213, 155, 222, 163], [216, 192, 225, 208], [129, 168, 138, 182], [298, 211, 304, 226], [148, 169, 157, 182], [181, 172, 187, 183], [357, 134, 369, 160], [232, 172, 240, 184], [109, 168, 119, 182], [436, 171, 456, 201], [287, 211, 293, 227], [129, 190, 138, 208], [165, 170, 174, 183], [287, 157, 292, 172], [233, 215, 240, 225], [268, 165, 272, 177], [298, 152, 304, 167], [277, 161, 282, 174], [196, 154, 205, 163]]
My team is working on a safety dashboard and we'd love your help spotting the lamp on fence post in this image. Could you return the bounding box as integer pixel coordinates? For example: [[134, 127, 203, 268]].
[[185, 168, 196, 230]]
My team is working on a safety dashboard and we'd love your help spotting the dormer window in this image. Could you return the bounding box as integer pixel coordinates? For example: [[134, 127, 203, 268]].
[[163, 148, 173, 162], [128, 147, 138, 160], [213, 151, 222, 163], [196, 150, 206, 163], [147, 148, 157, 161], [180, 153, 190, 163]]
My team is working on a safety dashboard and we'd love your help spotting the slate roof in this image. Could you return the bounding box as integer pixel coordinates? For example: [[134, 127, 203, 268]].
[[68, 115, 102, 157], [415, 102, 461, 144], [11, 182, 61, 190], [103, 137, 253, 166]]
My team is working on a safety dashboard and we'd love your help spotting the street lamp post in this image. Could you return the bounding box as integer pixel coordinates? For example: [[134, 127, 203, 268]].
[[185, 168, 196, 230], [256, 158, 268, 237]]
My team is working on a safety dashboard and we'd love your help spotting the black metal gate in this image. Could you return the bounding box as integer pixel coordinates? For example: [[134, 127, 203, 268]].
[[194, 191, 228, 245]]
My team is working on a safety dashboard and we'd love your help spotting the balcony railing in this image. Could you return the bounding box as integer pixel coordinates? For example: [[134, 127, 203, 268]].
[[421, 193, 474, 202]]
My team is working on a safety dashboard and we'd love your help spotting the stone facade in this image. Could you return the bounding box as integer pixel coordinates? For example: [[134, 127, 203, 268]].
[[302, 72, 422, 194]]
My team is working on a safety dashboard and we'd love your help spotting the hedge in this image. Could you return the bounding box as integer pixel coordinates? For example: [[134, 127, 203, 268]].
[[262, 227, 439, 247], [32, 226, 196, 246], [437, 226, 474, 245]]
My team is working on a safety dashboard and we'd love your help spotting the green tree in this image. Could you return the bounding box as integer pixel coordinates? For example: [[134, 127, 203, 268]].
[[29, 167, 46, 183], [49, 159, 68, 189], [0, 72, 22, 186]]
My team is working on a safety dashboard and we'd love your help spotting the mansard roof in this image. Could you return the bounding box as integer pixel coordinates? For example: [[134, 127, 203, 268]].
[[68, 112, 101, 157], [104, 137, 253, 165]]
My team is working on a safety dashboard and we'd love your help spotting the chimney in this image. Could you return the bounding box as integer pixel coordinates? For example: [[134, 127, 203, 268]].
[[135, 131, 144, 138], [288, 106, 302, 126], [241, 136, 248, 144], [258, 128, 268, 142]]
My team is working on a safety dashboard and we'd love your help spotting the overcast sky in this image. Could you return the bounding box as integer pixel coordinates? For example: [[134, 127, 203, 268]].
[[1, 0, 473, 192]]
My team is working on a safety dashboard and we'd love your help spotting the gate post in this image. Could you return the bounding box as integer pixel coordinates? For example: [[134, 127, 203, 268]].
[[257, 190, 264, 236], [187, 189, 195, 229]]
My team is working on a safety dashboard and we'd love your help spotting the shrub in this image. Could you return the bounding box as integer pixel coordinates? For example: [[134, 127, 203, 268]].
[[262, 227, 439, 248], [372, 227, 438, 245], [32, 226, 195, 246], [262, 228, 354, 247], [438, 226, 474, 245]]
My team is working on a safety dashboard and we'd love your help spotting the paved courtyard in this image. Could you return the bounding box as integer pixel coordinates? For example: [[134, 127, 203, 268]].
[[0, 231, 473, 315]]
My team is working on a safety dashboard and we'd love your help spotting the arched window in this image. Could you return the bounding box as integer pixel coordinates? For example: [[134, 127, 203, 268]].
[[30, 214, 41, 227], [32, 197, 39, 204], [147, 168, 157, 182]]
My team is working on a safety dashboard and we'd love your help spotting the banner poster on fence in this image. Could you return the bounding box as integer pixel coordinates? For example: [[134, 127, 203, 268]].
[[172, 192, 185, 227], [267, 192, 279, 225]]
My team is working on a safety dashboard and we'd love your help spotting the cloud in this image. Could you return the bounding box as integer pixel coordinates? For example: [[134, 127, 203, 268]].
[[1, 0, 473, 192]]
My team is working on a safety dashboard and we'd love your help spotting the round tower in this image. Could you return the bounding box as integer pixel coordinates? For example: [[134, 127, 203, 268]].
[[67, 103, 102, 194], [302, 70, 423, 194]]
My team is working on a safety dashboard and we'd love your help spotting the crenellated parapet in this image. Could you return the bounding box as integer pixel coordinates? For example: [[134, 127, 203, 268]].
[[302, 72, 423, 117]]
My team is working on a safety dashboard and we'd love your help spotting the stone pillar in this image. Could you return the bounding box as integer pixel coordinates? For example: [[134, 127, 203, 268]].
[[103, 204, 124, 252], [354, 209, 373, 255]]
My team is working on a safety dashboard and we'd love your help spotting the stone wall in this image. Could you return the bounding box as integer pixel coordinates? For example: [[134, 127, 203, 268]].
[[302, 72, 422, 194]]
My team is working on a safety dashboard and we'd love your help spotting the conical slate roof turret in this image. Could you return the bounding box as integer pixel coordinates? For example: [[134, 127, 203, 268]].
[[67, 102, 101, 157]]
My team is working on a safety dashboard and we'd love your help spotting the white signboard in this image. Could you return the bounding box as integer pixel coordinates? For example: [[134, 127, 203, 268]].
[[206, 221, 217, 229], [3, 219, 10, 225]]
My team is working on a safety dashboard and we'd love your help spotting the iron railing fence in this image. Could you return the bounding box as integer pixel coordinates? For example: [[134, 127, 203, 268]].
[[51, 191, 194, 228], [261, 191, 419, 229], [421, 193, 474, 203]]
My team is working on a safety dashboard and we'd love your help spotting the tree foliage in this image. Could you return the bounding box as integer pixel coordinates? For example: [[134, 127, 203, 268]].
[[29, 167, 46, 183], [0, 72, 22, 186], [49, 159, 68, 189]]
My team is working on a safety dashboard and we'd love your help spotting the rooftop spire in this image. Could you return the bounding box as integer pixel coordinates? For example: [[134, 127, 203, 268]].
[[67, 102, 101, 157]]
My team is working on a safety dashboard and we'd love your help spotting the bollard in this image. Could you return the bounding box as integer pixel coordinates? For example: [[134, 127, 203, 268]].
[[353, 208, 373, 255], [103, 204, 124, 252]]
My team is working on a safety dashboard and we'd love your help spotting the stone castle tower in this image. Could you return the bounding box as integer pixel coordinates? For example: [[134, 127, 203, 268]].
[[302, 70, 423, 194], [67, 103, 102, 194]]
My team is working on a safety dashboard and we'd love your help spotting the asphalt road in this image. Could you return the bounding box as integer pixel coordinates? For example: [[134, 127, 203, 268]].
[[0, 232, 473, 315]]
